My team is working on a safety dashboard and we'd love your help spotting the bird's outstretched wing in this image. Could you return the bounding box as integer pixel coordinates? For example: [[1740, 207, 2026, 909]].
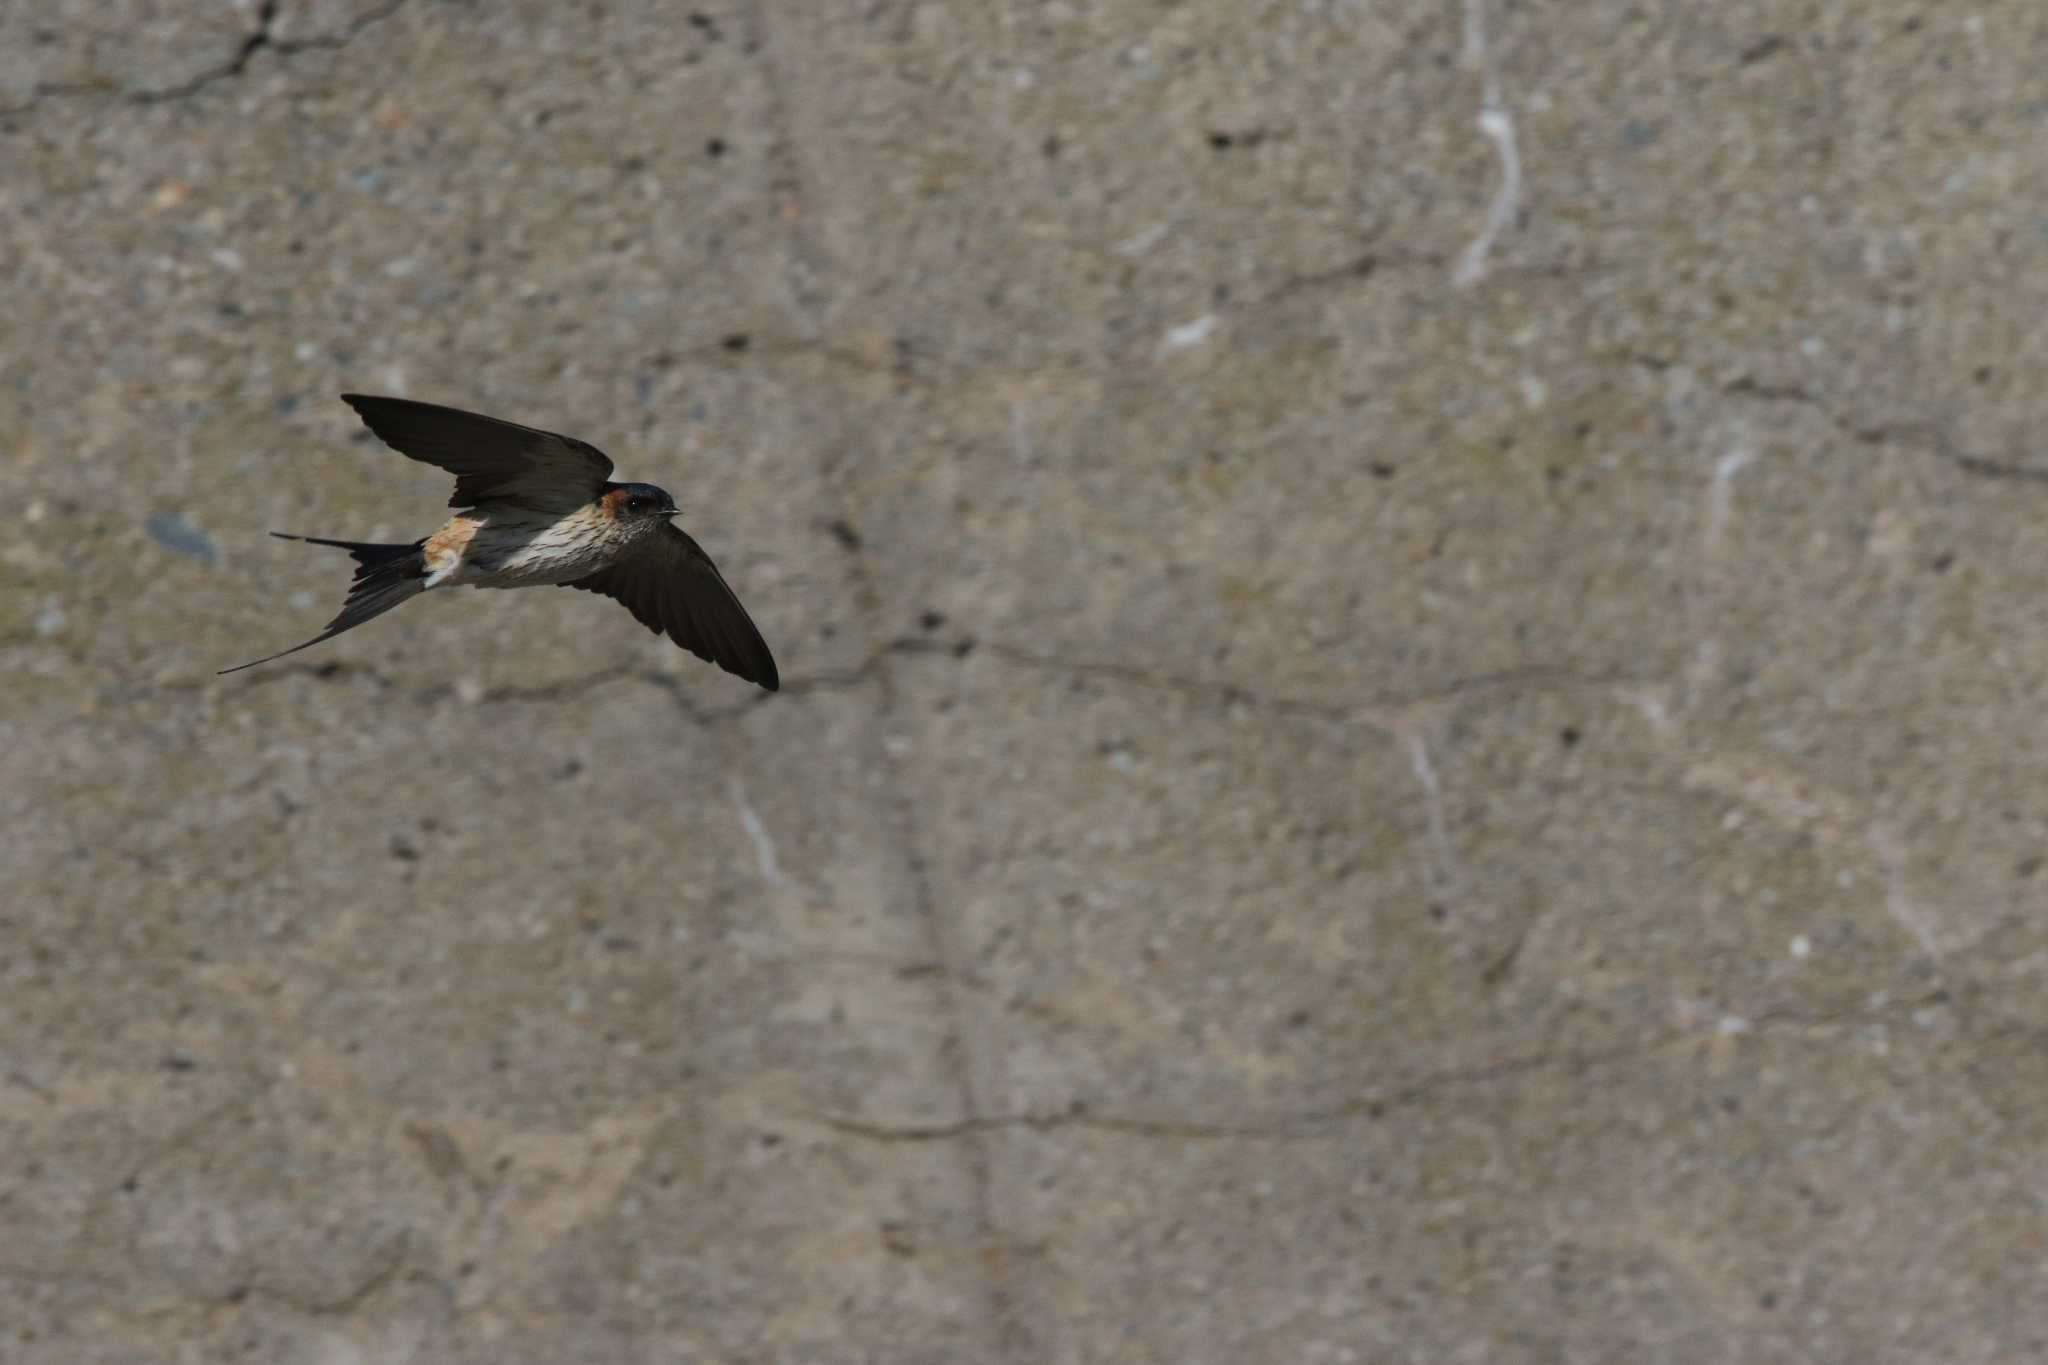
[[564, 525, 779, 691], [341, 394, 615, 512]]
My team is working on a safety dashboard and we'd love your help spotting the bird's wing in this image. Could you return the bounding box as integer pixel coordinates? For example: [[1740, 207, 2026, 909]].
[[341, 394, 615, 512], [563, 524, 779, 691]]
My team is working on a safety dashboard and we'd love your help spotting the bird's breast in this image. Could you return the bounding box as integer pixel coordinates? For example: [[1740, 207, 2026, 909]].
[[460, 506, 631, 587]]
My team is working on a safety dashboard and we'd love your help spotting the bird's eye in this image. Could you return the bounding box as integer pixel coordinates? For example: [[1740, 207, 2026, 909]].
[[628, 496, 648, 512]]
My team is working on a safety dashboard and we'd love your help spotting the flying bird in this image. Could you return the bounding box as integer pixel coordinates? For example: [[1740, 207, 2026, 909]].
[[220, 394, 779, 690]]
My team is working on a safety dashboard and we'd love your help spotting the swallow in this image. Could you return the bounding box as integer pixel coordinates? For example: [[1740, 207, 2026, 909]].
[[220, 394, 779, 690]]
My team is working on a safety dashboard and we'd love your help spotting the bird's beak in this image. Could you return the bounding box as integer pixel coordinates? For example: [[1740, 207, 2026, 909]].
[[660, 508, 680, 518]]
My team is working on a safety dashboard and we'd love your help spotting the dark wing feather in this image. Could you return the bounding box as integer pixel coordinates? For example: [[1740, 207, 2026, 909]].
[[564, 525, 779, 691], [340, 394, 614, 511]]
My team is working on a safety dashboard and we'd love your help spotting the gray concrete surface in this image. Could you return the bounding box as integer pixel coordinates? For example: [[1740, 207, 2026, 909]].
[[5, 1, 2048, 1360]]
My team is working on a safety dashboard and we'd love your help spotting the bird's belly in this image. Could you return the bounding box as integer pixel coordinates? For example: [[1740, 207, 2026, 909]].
[[459, 519, 618, 587]]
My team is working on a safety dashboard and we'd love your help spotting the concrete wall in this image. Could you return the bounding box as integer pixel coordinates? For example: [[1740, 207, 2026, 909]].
[[6, 2, 2047, 1360]]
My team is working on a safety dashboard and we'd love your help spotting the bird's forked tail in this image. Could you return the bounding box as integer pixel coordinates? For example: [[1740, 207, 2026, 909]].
[[218, 534, 427, 675]]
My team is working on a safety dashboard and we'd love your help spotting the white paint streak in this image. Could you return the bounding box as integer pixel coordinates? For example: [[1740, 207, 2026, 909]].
[[731, 782, 783, 886], [1625, 687, 1673, 737], [1115, 222, 1171, 257], [1864, 826, 1940, 958], [1162, 314, 1218, 351], [1680, 753, 1850, 844], [1452, 0, 1522, 287], [1704, 445, 1755, 557], [1687, 437, 1755, 706], [1405, 731, 1457, 888], [1626, 691, 1958, 962]]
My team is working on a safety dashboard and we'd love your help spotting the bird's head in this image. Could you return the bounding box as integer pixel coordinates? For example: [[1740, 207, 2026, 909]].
[[604, 483, 679, 523]]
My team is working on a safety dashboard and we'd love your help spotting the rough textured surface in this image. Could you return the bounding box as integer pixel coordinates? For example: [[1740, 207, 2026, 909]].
[[5, 1, 2048, 1360]]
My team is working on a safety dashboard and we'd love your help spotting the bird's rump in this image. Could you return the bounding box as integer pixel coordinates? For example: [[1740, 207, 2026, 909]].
[[341, 394, 615, 512], [564, 525, 779, 691]]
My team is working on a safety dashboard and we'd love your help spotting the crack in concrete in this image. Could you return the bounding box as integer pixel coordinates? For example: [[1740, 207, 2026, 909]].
[[201, 644, 895, 720], [1632, 355, 2048, 486], [451, 644, 899, 717], [219, 1233, 407, 1317], [972, 642, 1635, 730], [1, 0, 408, 119], [655, 242, 1572, 398], [731, 1, 1033, 1354], [204, 658, 402, 693], [0, 1262, 128, 1293], [115, 1088, 272, 1193], [807, 1036, 1674, 1145], [201, 635, 1624, 745], [829, 492, 1040, 1359], [0, 1237, 405, 1320], [805, 986, 1968, 1147], [732, 0, 831, 319]]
